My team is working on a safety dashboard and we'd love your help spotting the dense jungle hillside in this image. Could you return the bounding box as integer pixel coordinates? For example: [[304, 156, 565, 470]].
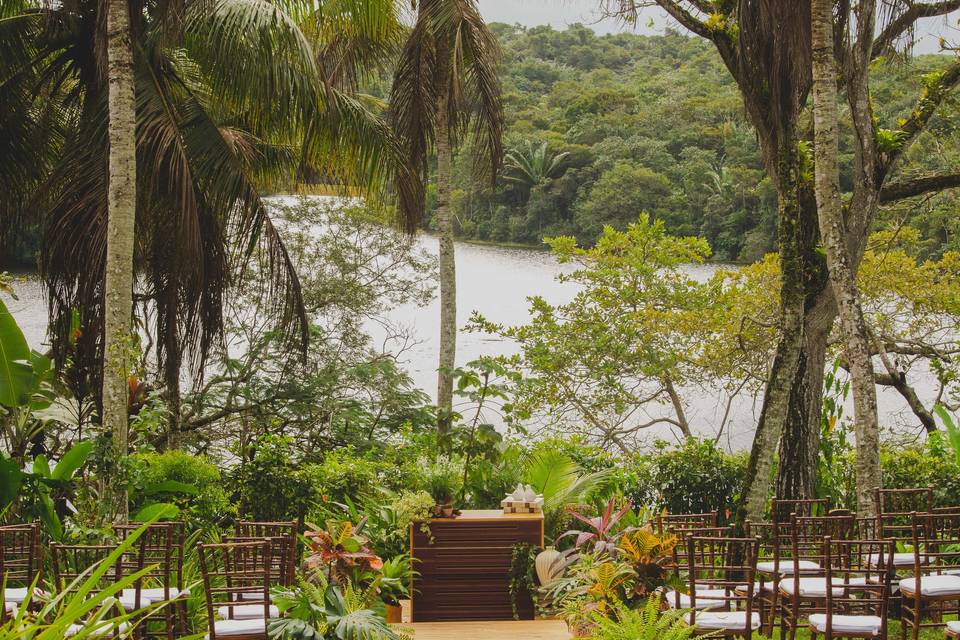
[[426, 23, 959, 262]]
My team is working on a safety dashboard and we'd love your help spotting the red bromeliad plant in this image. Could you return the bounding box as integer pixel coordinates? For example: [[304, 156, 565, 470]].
[[559, 499, 633, 556], [303, 519, 383, 585]]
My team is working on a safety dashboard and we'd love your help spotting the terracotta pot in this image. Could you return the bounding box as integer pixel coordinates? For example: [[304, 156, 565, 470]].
[[385, 603, 403, 623]]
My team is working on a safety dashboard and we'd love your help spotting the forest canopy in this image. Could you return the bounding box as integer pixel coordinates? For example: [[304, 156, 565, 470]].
[[426, 23, 960, 262]]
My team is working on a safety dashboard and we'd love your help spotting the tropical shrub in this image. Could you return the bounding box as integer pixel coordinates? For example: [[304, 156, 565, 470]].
[[618, 439, 746, 517], [235, 435, 317, 523], [130, 450, 234, 529], [586, 596, 695, 640]]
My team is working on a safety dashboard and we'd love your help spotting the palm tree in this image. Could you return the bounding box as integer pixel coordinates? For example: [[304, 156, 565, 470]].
[[503, 140, 570, 197], [103, 0, 138, 520], [389, 0, 504, 428], [0, 0, 412, 463]]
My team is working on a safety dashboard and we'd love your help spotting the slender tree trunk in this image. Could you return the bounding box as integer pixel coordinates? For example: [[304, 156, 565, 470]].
[[162, 299, 182, 450], [435, 97, 456, 432], [740, 135, 806, 521], [104, 0, 137, 522], [811, 0, 881, 517]]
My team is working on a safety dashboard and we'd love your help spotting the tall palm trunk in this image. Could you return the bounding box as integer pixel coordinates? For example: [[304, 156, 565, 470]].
[[435, 94, 456, 430], [104, 0, 137, 521], [811, 0, 881, 516]]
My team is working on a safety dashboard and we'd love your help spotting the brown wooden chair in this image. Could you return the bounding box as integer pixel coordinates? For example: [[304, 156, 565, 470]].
[[234, 521, 297, 586], [808, 537, 894, 640], [899, 511, 960, 640], [114, 523, 183, 639], [51, 541, 148, 638], [655, 511, 719, 535], [744, 519, 777, 634], [663, 525, 730, 610], [198, 539, 278, 640], [946, 620, 960, 638], [685, 534, 761, 638], [777, 514, 855, 640], [1, 523, 42, 620]]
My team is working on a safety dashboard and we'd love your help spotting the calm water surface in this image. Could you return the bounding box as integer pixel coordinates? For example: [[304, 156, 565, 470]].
[[3, 207, 931, 449]]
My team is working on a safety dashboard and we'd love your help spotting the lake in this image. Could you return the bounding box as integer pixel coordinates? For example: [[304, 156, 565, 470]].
[[2, 209, 933, 450]]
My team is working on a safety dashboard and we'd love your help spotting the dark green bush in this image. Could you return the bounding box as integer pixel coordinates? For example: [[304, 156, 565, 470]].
[[131, 450, 235, 529], [615, 439, 747, 518], [235, 435, 317, 523]]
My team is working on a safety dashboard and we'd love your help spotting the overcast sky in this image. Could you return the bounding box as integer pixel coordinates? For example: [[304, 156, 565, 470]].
[[476, 1, 960, 54]]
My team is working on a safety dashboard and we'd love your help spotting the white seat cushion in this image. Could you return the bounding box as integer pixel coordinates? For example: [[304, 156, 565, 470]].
[[693, 611, 762, 631], [947, 621, 960, 634], [65, 621, 129, 637], [117, 594, 151, 611], [734, 581, 772, 594], [206, 618, 268, 638], [4, 601, 17, 614], [217, 604, 279, 619], [239, 591, 272, 601], [869, 552, 924, 567], [123, 587, 188, 601], [2, 587, 46, 604], [780, 577, 846, 598], [899, 575, 960, 596], [809, 614, 882, 635], [758, 560, 820, 574], [665, 589, 728, 610]]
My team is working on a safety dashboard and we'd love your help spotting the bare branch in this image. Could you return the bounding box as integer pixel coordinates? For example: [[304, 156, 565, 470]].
[[873, 0, 960, 56]]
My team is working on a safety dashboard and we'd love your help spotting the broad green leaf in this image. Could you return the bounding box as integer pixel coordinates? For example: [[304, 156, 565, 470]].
[[132, 503, 181, 522], [37, 489, 63, 540], [32, 454, 51, 478], [51, 441, 93, 480], [0, 456, 24, 509], [0, 298, 33, 407]]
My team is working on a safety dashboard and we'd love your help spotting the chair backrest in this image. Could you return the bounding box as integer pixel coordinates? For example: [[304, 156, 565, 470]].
[[114, 523, 176, 596], [787, 515, 854, 577], [666, 525, 730, 608], [198, 540, 273, 640], [223, 536, 290, 588], [821, 537, 894, 639], [910, 511, 960, 577], [686, 535, 760, 633], [876, 487, 933, 517], [655, 511, 718, 535], [235, 521, 297, 584], [51, 541, 147, 609], [0, 523, 41, 590], [771, 497, 831, 523]]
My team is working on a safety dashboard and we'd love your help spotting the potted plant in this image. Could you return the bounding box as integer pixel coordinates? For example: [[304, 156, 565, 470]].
[[379, 554, 418, 623], [425, 458, 462, 518]]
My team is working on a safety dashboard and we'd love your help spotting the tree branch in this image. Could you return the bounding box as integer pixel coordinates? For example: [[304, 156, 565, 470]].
[[880, 170, 960, 202], [873, 0, 960, 55], [882, 59, 960, 174]]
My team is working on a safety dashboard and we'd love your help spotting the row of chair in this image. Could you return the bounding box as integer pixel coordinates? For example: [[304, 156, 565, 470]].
[[660, 489, 960, 640], [1, 520, 299, 639]]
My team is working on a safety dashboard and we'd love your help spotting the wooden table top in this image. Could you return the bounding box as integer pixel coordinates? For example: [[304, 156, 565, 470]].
[[427, 509, 544, 523]]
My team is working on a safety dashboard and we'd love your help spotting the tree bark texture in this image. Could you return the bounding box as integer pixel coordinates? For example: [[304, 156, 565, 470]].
[[740, 135, 807, 522], [812, 0, 881, 516], [435, 97, 457, 430], [104, 0, 137, 522]]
